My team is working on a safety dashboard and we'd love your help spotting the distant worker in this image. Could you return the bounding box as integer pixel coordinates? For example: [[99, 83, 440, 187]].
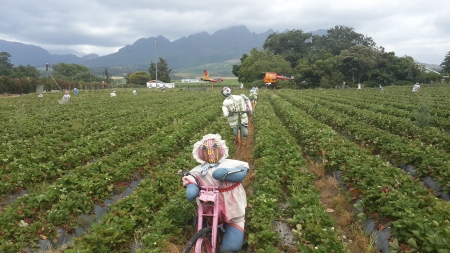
[[133, 90, 137, 95], [73, 88, 79, 95], [239, 83, 244, 89], [379, 84, 384, 91], [222, 87, 252, 137], [110, 91, 117, 97], [249, 92, 257, 104], [161, 84, 166, 93], [62, 90, 71, 102], [357, 83, 362, 90], [412, 82, 420, 92], [250, 87, 258, 95], [249, 87, 258, 104]]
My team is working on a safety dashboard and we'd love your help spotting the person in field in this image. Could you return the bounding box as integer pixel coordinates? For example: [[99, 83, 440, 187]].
[[62, 90, 70, 102], [379, 84, 384, 91], [182, 134, 249, 252], [132, 89, 137, 95], [110, 91, 117, 97], [249, 87, 258, 104], [73, 87, 79, 95], [412, 82, 420, 92], [221, 86, 252, 137], [357, 83, 362, 90]]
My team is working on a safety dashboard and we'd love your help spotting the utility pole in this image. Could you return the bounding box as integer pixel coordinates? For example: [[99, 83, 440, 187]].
[[45, 63, 61, 91], [90, 68, 92, 90], [46, 63, 49, 90], [155, 38, 158, 83]]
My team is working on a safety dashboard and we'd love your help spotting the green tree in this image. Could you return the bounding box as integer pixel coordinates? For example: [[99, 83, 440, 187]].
[[440, 51, 450, 73], [12, 64, 40, 78], [124, 73, 132, 84], [336, 45, 379, 83], [103, 68, 111, 84], [417, 71, 441, 84], [394, 56, 422, 81], [238, 48, 292, 84], [294, 53, 343, 89], [52, 63, 91, 81], [263, 29, 313, 68], [324, 25, 376, 56], [369, 48, 400, 86], [129, 71, 151, 86], [0, 52, 14, 76], [148, 57, 172, 82], [232, 54, 248, 81], [368, 48, 423, 86]]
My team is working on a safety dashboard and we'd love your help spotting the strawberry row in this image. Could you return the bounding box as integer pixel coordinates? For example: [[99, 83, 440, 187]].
[[0, 93, 216, 198], [269, 94, 450, 252], [66, 115, 229, 252], [0, 96, 221, 253], [246, 97, 348, 252], [278, 91, 450, 194]]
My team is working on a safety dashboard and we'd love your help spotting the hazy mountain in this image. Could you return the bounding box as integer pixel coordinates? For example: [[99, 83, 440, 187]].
[[0, 39, 84, 67], [419, 62, 442, 72], [0, 27, 329, 71], [82, 54, 100, 60], [84, 25, 274, 70], [47, 48, 85, 57]]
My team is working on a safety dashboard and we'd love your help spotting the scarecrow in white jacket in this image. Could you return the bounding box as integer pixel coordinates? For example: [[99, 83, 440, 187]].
[[221, 86, 252, 137], [182, 134, 249, 252], [62, 90, 70, 102], [412, 82, 420, 92]]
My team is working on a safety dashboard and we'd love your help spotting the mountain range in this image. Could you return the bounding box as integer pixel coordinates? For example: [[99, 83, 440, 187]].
[[3, 26, 440, 76], [0, 26, 327, 73]]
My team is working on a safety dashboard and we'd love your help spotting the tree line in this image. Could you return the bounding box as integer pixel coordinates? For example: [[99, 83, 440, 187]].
[[2, 25, 450, 93], [233, 25, 448, 89], [0, 51, 173, 94]]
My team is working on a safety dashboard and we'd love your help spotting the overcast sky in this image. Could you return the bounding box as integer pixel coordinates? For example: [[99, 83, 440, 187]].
[[1, 0, 449, 65]]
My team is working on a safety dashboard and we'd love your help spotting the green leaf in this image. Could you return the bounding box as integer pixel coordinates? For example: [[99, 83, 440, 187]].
[[407, 237, 418, 248]]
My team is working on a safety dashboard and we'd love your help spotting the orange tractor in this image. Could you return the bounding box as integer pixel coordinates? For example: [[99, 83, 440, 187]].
[[200, 70, 223, 83], [263, 72, 293, 88]]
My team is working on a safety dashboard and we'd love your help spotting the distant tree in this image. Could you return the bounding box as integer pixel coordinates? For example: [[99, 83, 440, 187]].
[[369, 51, 422, 85], [124, 73, 132, 84], [336, 45, 378, 83], [294, 53, 343, 88], [148, 57, 172, 82], [232, 54, 248, 81], [440, 51, 450, 73], [12, 64, 40, 78], [238, 48, 292, 84], [0, 52, 14, 76], [324, 25, 376, 56], [52, 63, 91, 81], [129, 71, 151, 86], [393, 56, 422, 81], [103, 68, 111, 83], [369, 48, 400, 86], [417, 71, 441, 84], [263, 29, 313, 68]]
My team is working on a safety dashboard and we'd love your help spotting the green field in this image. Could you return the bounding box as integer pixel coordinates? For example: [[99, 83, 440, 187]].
[[172, 60, 239, 79], [1, 85, 450, 252]]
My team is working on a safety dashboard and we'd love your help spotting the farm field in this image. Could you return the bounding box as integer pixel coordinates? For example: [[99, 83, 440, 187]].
[[1, 85, 449, 253]]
